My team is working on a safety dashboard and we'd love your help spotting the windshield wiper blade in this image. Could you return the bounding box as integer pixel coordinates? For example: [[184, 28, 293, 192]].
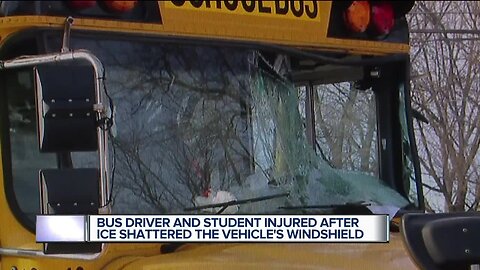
[[184, 192, 289, 214], [279, 201, 371, 211], [166, 193, 288, 254]]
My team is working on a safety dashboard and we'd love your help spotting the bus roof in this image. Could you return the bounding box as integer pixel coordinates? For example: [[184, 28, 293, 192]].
[[0, 1, 411, 55]]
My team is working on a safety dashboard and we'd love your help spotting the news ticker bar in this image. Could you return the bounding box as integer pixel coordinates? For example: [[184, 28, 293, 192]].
[[36, 215, 389, 243]]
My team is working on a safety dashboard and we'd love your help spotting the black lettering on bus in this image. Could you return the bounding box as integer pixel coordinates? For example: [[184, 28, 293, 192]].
[[275, 1, 288, 15], [291, 0, 304, 17], [224, 0, 238, 11], [258, 0, 271, 13], [305, 0, 318, 19], [214, 0, 222, 9], [190, 0, 203, 8], [241, 0, 255, 12], [171, 0, 186, 6]]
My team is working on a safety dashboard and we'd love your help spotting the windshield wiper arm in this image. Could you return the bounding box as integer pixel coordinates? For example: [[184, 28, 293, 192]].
[[184, 192, 290, 214], [166, 192, 288, 254], [279, 201, 371, 211]]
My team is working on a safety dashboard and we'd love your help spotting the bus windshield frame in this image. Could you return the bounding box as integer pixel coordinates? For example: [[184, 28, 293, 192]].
[[1, 30, 419, 232]]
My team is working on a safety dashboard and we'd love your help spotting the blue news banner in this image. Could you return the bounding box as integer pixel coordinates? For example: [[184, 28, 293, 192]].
[[36, 215, 389, 243]]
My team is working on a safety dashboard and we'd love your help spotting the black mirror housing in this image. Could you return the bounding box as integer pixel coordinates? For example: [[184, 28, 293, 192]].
[[34, 64, 98, 152], [402, 212, 480, 270]]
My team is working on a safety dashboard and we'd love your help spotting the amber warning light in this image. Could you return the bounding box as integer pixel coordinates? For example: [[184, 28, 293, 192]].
[[68, 0, 138, 13]]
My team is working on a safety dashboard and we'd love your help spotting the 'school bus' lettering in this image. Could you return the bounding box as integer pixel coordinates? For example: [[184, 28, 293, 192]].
[[167, 0, 320, 20]]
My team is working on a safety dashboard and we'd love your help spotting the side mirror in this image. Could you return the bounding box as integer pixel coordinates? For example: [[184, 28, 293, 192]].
[[0, 50, 110, 254], [34, 64, 98, 152], [402, 212, 480, 270], [35, 60, 108, 254]]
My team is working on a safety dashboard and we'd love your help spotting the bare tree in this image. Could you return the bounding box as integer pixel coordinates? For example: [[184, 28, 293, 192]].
[[314, 83, 378, 175], [409, 1, 480, 212], [98, 43, 255, 213]]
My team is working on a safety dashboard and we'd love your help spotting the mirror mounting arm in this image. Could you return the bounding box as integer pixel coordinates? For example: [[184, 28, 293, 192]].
[[61, 16, 74, 53]]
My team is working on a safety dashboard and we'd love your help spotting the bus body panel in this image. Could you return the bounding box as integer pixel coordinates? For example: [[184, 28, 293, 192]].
[[0, 16, 408, 56]]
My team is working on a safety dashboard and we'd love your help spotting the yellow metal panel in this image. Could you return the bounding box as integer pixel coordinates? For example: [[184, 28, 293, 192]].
[[118, 235, 419, 270], [159, 0, 408, 55], [0, 11, 409, 56], [0, 237, 419, 269], [164, 1, 322, 21], [160, 1, 330, 44]]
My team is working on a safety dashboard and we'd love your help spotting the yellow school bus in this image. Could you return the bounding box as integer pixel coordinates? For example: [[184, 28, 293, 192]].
[[2, 1, 475, 270]]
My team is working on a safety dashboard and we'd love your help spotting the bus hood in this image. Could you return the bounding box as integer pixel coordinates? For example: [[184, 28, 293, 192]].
[[114, 234, 418, 270]]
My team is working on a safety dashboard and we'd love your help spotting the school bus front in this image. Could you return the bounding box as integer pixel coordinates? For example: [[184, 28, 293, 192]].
[[0, 1, 423, 269]]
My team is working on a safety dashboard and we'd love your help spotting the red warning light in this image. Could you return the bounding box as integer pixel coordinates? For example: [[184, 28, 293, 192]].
[[371, 2, 395, 35], [68, 0, 97, 10]]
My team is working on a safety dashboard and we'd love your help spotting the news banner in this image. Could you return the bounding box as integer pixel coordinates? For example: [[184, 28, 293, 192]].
[[36, 215, 389, 243]]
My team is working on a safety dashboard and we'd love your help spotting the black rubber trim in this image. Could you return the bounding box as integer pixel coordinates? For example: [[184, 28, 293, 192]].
[[402, 57, 425, 210], [373, 61, 406, 197]]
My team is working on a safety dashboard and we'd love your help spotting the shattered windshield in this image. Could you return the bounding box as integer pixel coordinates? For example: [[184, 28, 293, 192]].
[[9, 37, 409, 218]]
